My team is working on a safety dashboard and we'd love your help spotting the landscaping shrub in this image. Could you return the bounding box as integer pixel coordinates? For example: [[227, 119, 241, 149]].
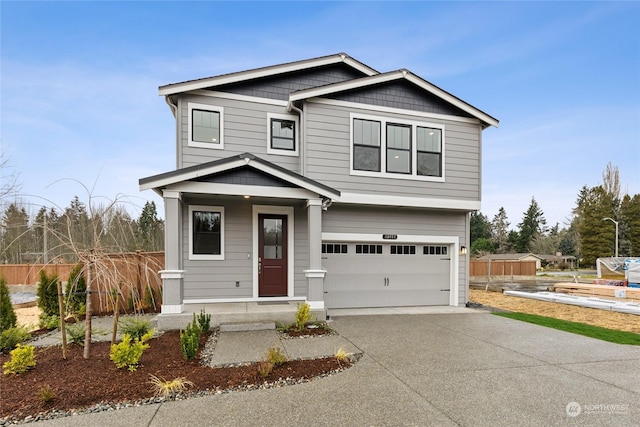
[[119, 317, 152, 341], [295, 302, 313, 331], [3, 344, 36, 375], [65, 322, 86, 346], [0, 277, 17, 332], [179, 315, 201, 360], [257, 360, 274, 378], [265, 346, 288, 366], [196, 309, 211, 332], [39, 313, 60, 330], [148, 374, 194, 398], [65, 264, 86, 316], [109, 330, 154, 372], [0, 326, 31, 353], [37, 385, 55, 403], [37, 270, 59, 317]]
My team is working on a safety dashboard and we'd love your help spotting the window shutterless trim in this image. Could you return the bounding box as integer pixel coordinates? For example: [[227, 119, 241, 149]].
[[188, 103, 224, 150], [188, 205, 225, 260], [267, 113, 299, 157]]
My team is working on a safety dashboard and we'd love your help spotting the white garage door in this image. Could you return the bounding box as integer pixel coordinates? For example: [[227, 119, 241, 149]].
[[322, 242, 451, 309]]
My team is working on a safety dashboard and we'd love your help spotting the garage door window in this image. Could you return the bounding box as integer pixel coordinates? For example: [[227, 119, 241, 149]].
[[390, 245, 416, 255], [355, 244, 382, 254], [322, 243, 348, 254], [423, 245, 448, 255]]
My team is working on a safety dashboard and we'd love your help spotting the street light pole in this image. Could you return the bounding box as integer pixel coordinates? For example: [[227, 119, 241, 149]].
[[603, 217, 619, 257]]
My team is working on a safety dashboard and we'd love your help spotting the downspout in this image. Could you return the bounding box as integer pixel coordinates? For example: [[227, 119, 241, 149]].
[[287, 100, 305, 176]]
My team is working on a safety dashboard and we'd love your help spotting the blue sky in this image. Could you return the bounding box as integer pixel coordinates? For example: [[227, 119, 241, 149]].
[[2, 1, 639, 229]]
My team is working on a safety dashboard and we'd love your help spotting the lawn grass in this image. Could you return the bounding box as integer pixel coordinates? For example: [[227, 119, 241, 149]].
[[493, 312, 640, 345]]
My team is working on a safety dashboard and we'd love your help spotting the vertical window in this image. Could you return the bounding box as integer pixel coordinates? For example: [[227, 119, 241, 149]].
[[271, 119, 295, 151], [188, 103, 224, 149], [189, 206, 224, 260], [417, 127, 442, 177], [353, 119, 381, 172], [386, 123, 411, 174]]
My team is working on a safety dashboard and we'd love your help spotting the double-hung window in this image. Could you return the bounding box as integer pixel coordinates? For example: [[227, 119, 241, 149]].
[[267, 113, 299, 156], [351, 113, 444, 180], [188, 103, 224, 149], [189, 205, 224, 260]]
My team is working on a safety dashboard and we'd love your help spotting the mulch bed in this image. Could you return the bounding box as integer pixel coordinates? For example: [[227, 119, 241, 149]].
[[0, 330, 349, 423]]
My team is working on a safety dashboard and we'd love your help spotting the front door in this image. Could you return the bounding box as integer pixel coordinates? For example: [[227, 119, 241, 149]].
[[258, 214, 288, 296]]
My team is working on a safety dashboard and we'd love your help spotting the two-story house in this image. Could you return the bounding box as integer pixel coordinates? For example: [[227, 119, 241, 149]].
[[139, 53, 498, 322]]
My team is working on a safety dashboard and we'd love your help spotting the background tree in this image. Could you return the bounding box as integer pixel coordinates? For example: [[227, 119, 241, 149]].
[[470, 211, 492, 248], [575, 185, 616, 265], [619, 194, 640, 256], [0, 203, 30, 263], [515, 197, 547, 253], [491, 207, 511, 253], [136, 201, 164, 251]]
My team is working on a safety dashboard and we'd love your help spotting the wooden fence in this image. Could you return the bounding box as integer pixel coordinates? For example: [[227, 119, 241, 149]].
[[469, 260, 537, 277], [1, 251, 165, 313]]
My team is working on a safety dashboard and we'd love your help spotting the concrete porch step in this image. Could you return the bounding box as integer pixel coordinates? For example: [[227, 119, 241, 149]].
[[219, 322, 276, 332]]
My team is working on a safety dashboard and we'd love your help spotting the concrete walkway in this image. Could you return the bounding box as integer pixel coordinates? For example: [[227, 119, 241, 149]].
[[28, 311, 640, 426]]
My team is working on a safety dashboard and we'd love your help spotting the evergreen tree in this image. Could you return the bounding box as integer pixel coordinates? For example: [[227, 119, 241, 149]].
[[491, 207, 511, 253], [37, 270, 59, 317], [0, 277, 17, 332], [136, 201, 164, 251], [516, 197, 547, 253], [0, 203, 30, 263], [470, 211, 492, 248], [575, 186, 616, 266], [620, 194, 640, 256]]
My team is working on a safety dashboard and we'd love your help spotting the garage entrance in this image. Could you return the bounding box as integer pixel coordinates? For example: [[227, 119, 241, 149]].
[[322, 242, 451, 309]]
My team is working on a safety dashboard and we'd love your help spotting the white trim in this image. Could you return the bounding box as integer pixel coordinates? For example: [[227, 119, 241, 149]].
[[188, 205, 225, 261], [306, 300, 325, 310], [184, 296, 306, 304], [187, 102, 224, 149], [303, 269, 327, 278], [350, 112, 446, 182], [192, 90, 289, 107], [159, 53, 378, 96], [311, 98, 481, 125], [267, 112, 299, 157], [337, 192, 480, 211], [161, 304, 184, 314], [168, 182, 317, 200], [162, 190, 182, 200], [252, 205, 295, 299], [321, 233, 460, 306], [159, 270, 185, 279]]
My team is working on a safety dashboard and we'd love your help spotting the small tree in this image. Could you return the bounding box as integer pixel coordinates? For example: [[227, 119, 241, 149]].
[[65, 264, 86, 315], [37, 270, 59, 317], [0, 277, 17, 332]]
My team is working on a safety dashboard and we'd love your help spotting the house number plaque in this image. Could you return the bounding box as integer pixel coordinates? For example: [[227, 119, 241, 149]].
[[382, 234, 398, 240]]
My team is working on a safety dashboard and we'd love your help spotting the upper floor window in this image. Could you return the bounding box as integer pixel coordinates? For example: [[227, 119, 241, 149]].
[[188, 103, 224, 149], [351, 113, 444, 181], [267, 113, 299, 156]]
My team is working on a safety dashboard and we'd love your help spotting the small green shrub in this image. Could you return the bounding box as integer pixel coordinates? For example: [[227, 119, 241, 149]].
[[38, 385, 55, 403], [295, 302, 313, 331], [37, 270, 59, 317], [119, 317, 152, 341], [196, 309, 211, 332], [0, 326, 31, 353], [66, 322, 86, 346], [109, 330, 154, 372], [179, 316, 201, 360], [265, 346, 288, 366], [3, 344, 36, 375], [39, 313, 60, 330], [0, 277, 17, 332], [65, 264, 86, 315], [257, 360, 274, 378]]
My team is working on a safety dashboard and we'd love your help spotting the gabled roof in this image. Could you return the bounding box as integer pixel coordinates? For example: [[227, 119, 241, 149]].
[[477, 253, 544, 261], [139, 153, 340, 199], [158, 53, 378, 96], [289, 69, 499, 128]]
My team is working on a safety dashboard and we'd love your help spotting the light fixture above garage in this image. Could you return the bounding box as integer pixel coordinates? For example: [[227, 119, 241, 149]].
[[243, 195, 250, 199]]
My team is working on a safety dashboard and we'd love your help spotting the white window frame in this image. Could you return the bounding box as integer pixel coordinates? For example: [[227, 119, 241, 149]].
[[188, 102, 224, 149], [266, 112, 299, 156], [350, 112, 445, 182], [188, 205, 225, 261]]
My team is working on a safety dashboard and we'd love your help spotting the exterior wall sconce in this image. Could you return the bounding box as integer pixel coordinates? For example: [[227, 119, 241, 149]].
[[460, 246, 467, 255]]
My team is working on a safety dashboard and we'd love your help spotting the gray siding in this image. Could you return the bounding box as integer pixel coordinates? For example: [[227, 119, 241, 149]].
[[213, 64, 366, 101], [180, 197, 309, 300], [305, 101, 481, 200], [178, 94, 300, 173], [322, 205, 469, 305]]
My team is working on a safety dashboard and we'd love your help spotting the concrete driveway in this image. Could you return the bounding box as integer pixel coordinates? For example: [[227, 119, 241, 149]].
[[32, 312, 639, 426]]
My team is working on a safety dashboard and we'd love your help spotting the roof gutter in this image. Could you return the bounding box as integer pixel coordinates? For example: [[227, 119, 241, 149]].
[[287, 100, 306, 176]]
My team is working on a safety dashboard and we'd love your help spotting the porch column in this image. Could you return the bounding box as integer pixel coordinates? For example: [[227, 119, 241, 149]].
[[304, 198, 325, 310], [159, 190, 184, 314]]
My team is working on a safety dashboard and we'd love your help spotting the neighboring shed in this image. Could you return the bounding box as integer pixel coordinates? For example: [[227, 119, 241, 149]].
[[476, 253, 544, 270]]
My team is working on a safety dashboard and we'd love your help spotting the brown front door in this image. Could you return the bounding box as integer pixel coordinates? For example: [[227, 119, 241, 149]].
[[258, 214, 288, 297]]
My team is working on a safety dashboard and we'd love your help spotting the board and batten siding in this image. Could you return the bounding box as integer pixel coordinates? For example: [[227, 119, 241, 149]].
[[180, 197, 310, 301], [304, 101, 481, 201], [177, 94, 300, 173], [322, 205, 469, 305]]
